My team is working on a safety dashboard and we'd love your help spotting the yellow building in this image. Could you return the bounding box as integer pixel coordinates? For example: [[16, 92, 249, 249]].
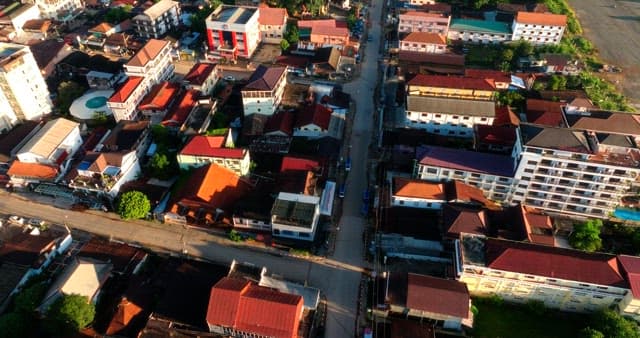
[[406, 74, 496, 101], [456, 234, 640, 320]]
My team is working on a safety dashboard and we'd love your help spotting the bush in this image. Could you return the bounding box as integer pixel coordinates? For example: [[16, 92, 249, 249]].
[[525, 300, 547, 316], [475, 294, 504, 307], [569, 219, 603, 252], [45, 294, 95, 337], [228, 230, 243, 242], [116, 190, 151, 220]]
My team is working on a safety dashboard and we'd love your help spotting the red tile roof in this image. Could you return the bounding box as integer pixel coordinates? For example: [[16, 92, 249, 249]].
[[525, 99, 565, 127], [294, 104, 332, 130], [493, 105, 520, 126], [392, 177, 446, 200], [520, 205, 555, 246], [89, 22, 113, 34], [109, 76, 144, 104], [126, 39, 170, 68], [184, 63, 218, 86], [206, 277, 303, 338], [264, 110, 295, 136], [475, 125, 517, 146], [465, 68, 512, 85], [515, 11, 567, 26], [138, 81, 180, 111], [7, 161, 58, 180], [258, 6, 287, 26], [402, 32, 447, 45], [485, 238, 627, 287], [180, 135, 246, 159], [281, 156, 320, 172], [407, 74, 496, 91], [105, 297, 143, 336], [445, 180, 498, 209], [442, 204, 487, 238], [402, 11, 447, 19], [162, 89, 198, 127], [618, 255, 640, 298], [243, 65, 286, 91], [406, 273, 470, 318]]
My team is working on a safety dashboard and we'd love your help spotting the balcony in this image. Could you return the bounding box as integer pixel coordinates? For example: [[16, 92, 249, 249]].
[[70, 167, 123, 192]]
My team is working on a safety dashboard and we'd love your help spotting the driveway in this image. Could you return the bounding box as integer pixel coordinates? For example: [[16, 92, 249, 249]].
[[568, 0, 640, 108]]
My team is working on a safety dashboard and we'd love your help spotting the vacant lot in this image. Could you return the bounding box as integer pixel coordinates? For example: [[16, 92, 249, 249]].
[[473, 301, 586, 338], [568, 0, 640, 108]]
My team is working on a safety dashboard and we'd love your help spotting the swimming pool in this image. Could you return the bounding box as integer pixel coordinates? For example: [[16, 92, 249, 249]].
[[613, 207, 640, 221], [85, 96, 108, 109]]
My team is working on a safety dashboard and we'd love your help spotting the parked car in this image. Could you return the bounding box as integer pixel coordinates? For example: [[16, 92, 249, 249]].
[[345, 157, 351, 172], [224, 75, 235, 82], [9, 216, 24, 224], [28, 218, 45, 227], [339, 184, 346, 198], [363, 189, 370, 202]]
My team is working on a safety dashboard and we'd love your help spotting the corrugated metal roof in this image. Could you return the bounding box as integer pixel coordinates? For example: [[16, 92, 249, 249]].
[[18, 118, 78, 159]]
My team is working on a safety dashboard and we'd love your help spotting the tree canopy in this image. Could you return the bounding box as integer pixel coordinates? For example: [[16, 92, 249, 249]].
[[57, 81, 86, 116], [0, 312, 29, 338], [149, 153, 175, 180], [14, 283, 47, 313], [588, 309, 640, 338], [569, 219, 603, 252], [117, 190, 151, 220], [104, 6, 132, 24], [45, 294, 95, 337]]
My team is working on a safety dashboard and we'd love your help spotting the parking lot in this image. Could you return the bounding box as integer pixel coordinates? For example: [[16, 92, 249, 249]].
[[568, 0, 640, 108]]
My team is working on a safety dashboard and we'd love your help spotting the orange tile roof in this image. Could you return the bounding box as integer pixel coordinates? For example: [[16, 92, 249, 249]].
[[402, 11, 446, 18], [493, 105, 520, 126], [259, 6, 287, 26], [184, 63, 217, 86], [407, 74, 496, 91], [515, 11, 567, 26], [108, 76, 144, 103], [402, 32, 447, 45], [89, 22, 113, 33], [126, 39, 170, 68], [105, 297, 143, 336], [7, 161, 58, 180], [464, 68, 511, 84], [138, 81, 180, 111], [393, 177, 446, 200], [179, 135, 246, 159], [162, 89, 198, 127]]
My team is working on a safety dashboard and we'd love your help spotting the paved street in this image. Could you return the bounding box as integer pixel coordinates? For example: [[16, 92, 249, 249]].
[[569, 0, 640, 108]]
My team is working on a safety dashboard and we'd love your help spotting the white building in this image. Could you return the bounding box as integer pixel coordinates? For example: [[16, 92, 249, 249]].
[[405, 96, 496, 137], [133, 0, 181, 39], [183, 62, 220, 95], [107, 76, 147, 122], [271, 192, 320, 241], [293, 104, 332, 139], [241, 65, 287, 116], [390, 177, 446, 209], [124, 39, 174, 87], [456, 234, 640, 318], [205, 5, 261, 60], [258, 5, 288, 44], [448, 19, 512, 44], [0, 3, 41, 36], [400, 32, 447, 54], [415, 145, 514, 202], [511, 11, 567, 45], [26, 0, 83, 22], [0, 43, 52, 131], [177, 134, 251, 176]]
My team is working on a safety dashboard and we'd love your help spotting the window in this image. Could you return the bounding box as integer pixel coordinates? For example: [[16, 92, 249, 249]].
[[426, 168, 438, 174]]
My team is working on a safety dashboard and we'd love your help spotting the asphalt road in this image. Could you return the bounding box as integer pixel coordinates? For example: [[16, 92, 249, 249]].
[[568, 0, 640, 108]]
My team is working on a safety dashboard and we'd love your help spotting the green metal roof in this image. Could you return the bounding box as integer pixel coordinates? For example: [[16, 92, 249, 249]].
[[450, 19, 512, 34]]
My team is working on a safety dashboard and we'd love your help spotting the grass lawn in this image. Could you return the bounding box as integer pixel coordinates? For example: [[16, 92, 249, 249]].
[[473, 301, 586, 338]]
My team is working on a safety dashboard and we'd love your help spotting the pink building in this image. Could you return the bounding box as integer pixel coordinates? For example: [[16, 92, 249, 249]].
[[398, 11, 451, 35]]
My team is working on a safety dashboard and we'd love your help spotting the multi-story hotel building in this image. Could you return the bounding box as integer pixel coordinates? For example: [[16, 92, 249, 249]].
[[297, 19, 351, 51], [205, 5, 261, 60], [258, 5, 288, 44], [241, 65, 287, 116], [26, 0, 82, 22], [415, 145, 515, 202], [124, 39, 174, 87], [511, 116, 640, 218], [511, 11, 566, 45], [400, 32, 447, 54], [0, 43, 52, 131], [398, 11, 451, 35], [448, 19, 512, 44], [132, 0, 181, 39], [107, 76, 147, 122], [456, 233, 640, 319]]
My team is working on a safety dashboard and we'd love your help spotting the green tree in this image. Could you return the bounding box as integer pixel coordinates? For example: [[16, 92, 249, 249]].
[[280, 39, 290, 51], [513, 40, 534, 58], [496, 90, 524, 107], [149, 153, 172, 179], [14, 283, 47, 313], [580, 327, 605, 338], [590, 309, 640, 338], [117, 190, 151, 220], [45, 294, 95, 337], [547, 75, 567, 91], [190, 5, 216, 34], [104, 6, 132, 24], [57, 81, 86, 115], [284, 23, 299, 45], [569, 219, 603, 252], [0, 312, 29, 338]]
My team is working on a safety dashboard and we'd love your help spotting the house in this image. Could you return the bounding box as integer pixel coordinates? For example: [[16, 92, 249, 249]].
[[39, 257, 113, 311], [21, 18, 52, 40], [0, 226, 72, 313], [524, 98, 565, 127], [104, 32, 131, 56], [473, 124, 517, 154], [456, 234, 640, 316], [442, 204, 487, 239], [161, 89, 199, 128], [398, 11, 450, 35], [512, 11, 567, 45], [68, 120, 150, 198], [138, 81, 181, 124], [30, 0, 83, 22], [54, 51, 124, 89], [83, 22, 117, 50], [414, 145, 514, 202], [0, 120, 41, 164], [540, 53, 574, 73], [0, 3, 40, 36], [206, 277, 304, 338], [400, 32, 447, 54], [379, 273, 471, 331], [445, 180, 498, 209], [258, 5, 287, 44], [264, 110, 295, 136], [293, 104, 332, 138], [133, 0, 181, 39], [297, 19, 351, 51], [77, 237, 148, 275], [183, 62, 220, 95], [0, 43, 52, 124], [398, 51, 465, 75], [28, 38, 70, 80], [232, 193, 275, 231], [390, 177, 446, 209], [9, 118, 81, 186], [205, 5, 261, 60], [241, 65, 287, 116], [177, 134, 251, 176], [168, 164, 253, 225], [310, 46, 341, 76], [464, 69, 512, 90], [447, 19, 512, 44], [516, 205, 555, 246], [271, 192, 321, 241], [108, 76, 148, 122], [124, 39, 174, 88]]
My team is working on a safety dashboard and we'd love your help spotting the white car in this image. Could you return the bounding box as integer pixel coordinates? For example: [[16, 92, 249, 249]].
[[224, 75, 235, 82], [9, 216, 24, 224]]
